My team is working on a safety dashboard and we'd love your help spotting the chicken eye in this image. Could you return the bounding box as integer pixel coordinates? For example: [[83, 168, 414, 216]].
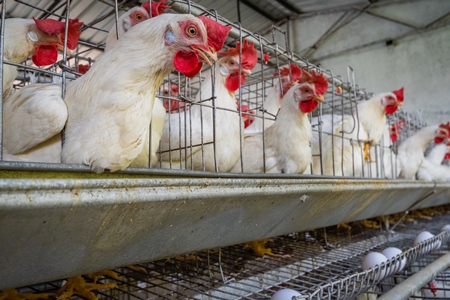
[[229, 60, 235, 65], [186, 26, 197, 37], [135, 13, 142, 21], [304, 88, 310, 93]]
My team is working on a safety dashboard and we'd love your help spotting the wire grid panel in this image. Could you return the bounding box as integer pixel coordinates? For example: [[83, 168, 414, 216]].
[[12, 219, 450, 300], [0, 0, 420, 178], [375, 251, 450, 299]]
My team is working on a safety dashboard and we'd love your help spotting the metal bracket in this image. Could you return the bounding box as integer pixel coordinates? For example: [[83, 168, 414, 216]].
[[389, 182, 437, 233]]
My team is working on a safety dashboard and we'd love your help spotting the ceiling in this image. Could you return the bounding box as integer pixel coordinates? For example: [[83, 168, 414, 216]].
[[5, 0, 450, 64]]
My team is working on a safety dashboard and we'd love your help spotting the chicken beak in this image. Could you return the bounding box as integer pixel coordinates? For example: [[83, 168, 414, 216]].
[[57, 44, 72, 56], [193, 46, 218, 66], [242, 68, 252, 76], [313, 94, 324, 103], [396, 101, 403, 107]]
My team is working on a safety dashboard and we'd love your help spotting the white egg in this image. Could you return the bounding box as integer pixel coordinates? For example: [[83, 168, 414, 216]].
[[414, 231, 435, 254], [361, 252, 388, 280], [382, 247, 406, 274], [270, 288, 302, 300], [441, 224, 450, 232]]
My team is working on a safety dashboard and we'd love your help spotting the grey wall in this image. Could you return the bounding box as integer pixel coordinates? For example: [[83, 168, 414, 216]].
[[319, 27, 450, 125], [287, 0, 450, 125]]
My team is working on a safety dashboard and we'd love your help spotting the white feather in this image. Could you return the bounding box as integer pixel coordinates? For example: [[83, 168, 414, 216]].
[[159, 58, 243, 172], [3, 84, 66, 155], [363, 125, 401, 178], [231, 83, 313, 174], [61, 14, 206, 173], [243, 78, 282, 135], [310, 93, 393, 176], [398, 125, 439, 179], [417, 143, 450, 182]]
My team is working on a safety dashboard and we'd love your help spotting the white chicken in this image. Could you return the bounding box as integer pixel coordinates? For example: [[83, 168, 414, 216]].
[[158, 39, 257, 172], [244, 64, 302, 135], [61, 14, 228, 172], [417, 143, 450, 182], [398, 122, 450, 179], [309, 88, 404, 176], [230, 69, 328, 174], [1, 17, 83, 162], [103, 3, 168, 168], [132, 16, 230, 168]]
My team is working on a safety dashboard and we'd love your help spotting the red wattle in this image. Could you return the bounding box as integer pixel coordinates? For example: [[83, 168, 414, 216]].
[[445, 153, 450, 160], [32, 45, 58, 66], [226, 73, 246, 92], [244, 118, 253, 128], [174, 51, 200, 74], [385, 105, 398, 115], [184, 61, 203, 78], [163, 100, 179, 111], [390, 133, 398, 143], [299, 100, 319, 113], [435, 137, 444, 144]]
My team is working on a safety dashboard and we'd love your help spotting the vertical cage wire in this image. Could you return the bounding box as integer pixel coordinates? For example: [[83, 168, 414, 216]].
[[0, 0, 428, 178]]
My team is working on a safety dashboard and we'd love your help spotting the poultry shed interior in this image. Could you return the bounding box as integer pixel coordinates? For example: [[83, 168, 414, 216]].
[[1, 0, 450, 299]]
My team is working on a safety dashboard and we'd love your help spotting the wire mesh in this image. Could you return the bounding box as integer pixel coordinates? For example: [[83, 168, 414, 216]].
[[0, 0, 438, 178], [8, 208, 450, 299]]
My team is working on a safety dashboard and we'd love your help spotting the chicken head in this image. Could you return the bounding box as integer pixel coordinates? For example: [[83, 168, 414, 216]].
[[295, 69, 328, 113], [383, 87, 404, 114], [236, 100, 255, 128], [218, 40, 258, 92], [162, 83, 184, 113], [121, 6, 150, 33], [172, 16, 230, 78], [435, 122, 450, 144], [274, 64, 303, 96], [30, 18, 83, 66], [390, 119, 405, 142]]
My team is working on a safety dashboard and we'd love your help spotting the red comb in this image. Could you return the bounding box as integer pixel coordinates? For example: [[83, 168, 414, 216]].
[[33, 18, 65, 35], [439, 122, 450, 136], [392, 87, 404, 102], [263, 53, 269, 62], [141, 0, 170, 17], [300, 69, 329, 95], [446, 142, 450, 160], [236, 101, 255, 128], [77, 64, 90, 75], [219, 40, 258, 70], [389, 119, 404, 142], [391, 119, 404, 131], [65, 19, 83, 49], [33, 18, 83, 50], [274, 64, 302, 82], [198, 16, 231, 52]]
